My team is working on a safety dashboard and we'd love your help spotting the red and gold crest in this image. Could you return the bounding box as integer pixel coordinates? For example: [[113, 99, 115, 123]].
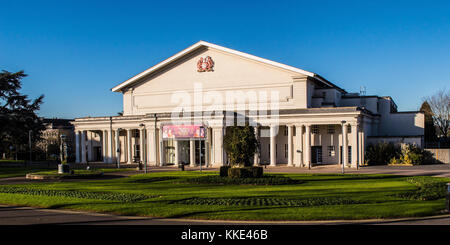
[[197, 56, 214, 72]]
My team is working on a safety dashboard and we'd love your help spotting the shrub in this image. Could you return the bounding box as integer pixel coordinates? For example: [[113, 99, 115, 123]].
[[184, 174, 302, 185], [390, 144, 435, 165], [395, 176, 447, 200], [219, 166, 230, 177], [223, 125, 258, 167], [365, 142, 401, 165], [0, 186, 152, 202], [172, 196, 361, 207], [228, 167, 263, 178]]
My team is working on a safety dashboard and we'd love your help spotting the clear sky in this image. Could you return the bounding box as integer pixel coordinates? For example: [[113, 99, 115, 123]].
[[1, 0, 449, 119]]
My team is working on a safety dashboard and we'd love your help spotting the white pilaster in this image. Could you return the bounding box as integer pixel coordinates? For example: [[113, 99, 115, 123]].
[[287, 125, 293, 166]]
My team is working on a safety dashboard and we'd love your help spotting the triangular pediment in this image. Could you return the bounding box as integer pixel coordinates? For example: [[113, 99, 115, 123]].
[[111, 41, 337, 93]]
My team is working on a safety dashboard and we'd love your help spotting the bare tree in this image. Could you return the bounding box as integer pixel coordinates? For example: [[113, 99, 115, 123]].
[[424, 88, 450, 138]]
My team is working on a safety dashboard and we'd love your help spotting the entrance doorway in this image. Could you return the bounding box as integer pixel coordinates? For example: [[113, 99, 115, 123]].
[[195, 140, 206, 166], [311, 146, 323, 164], [93, 146, 102, 161], [163, 139, 175, 165], [178, 141, 190, 165]]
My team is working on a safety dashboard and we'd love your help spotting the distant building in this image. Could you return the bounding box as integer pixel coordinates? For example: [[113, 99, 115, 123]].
[[36, 118, 75, 160]]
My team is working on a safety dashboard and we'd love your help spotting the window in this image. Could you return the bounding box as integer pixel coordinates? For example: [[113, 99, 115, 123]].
[[312, 125, 320, 134], [133, 130, 139, 138], [348, 146, 352, 164], [347, 125, 351, 133], [134, 145, 140, 159], [327, 125, 335, 134], [284, 144, 288, 158], [283, 127, 288, 136], [327, 146, 335, 157]]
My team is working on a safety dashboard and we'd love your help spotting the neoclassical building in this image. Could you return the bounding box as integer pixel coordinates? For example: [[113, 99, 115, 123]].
[[72, 41, 424, 168]]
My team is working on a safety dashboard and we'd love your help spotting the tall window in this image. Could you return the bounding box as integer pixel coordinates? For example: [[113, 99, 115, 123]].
[[327, 125, 335, 134], [312, 125, 320, 134], [327, 146, 335, 157], [284, 144, 288, 158]]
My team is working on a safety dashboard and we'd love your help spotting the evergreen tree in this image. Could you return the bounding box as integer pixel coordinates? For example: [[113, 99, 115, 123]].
[[0, 70, 45, 158], [420, 101, 437, 142]]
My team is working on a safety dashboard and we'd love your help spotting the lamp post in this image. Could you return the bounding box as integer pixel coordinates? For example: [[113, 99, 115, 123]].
[[341, 120, 346, 174]]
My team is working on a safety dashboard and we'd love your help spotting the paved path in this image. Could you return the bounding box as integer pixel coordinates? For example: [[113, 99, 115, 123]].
[[1, 204, 449, 225]]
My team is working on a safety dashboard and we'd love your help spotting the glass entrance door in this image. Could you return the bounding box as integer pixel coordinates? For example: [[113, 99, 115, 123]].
[[163, 139, 175, 165], [311, 146, 323, 164], [195, 140, 205, 166], [178, 141, 190, 165]]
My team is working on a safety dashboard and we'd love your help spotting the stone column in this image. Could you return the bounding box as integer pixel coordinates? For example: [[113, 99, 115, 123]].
[[115, 129, 121, 165], [351, 123, 359, 168], [270, 125, 277, 166], [75, 131, 80, 163], [102, 130, 108, 163], [295, 125, 303, 167], [287, 125, 294, 167], [139, 129, 145, 163], [305, 125, 311, 168], [342, 123, 348, 167], [359, 122, 365, 166], [190, 139, 195, 167], [158, 128, 164, 166], [127, 129, 133, 164], [174, 140, 179, 165], [205, 128, 211, 167], [254, 126, 260, 166], [108, 130, 113, 164], [211, 126, 224, 166], [146, 128, 156, 165], [81, 130, 86, 163], [87, 131, 93, 162]]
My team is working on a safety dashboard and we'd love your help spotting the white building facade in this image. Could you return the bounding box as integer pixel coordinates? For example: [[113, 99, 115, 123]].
[[72, 41, 424, 168]]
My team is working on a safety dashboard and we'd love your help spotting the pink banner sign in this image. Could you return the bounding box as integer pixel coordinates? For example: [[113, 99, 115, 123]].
[[162, 125, 206, 139]]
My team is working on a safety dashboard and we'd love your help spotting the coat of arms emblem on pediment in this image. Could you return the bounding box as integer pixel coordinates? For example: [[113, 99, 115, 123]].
[[197, 56, 214, 72]]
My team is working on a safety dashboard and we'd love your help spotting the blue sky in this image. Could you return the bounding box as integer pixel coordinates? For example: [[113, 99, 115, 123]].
[[1, 0, 449, 118]]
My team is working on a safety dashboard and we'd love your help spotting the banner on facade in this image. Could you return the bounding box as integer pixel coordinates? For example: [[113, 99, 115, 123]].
[[162, 125, 206, 139]]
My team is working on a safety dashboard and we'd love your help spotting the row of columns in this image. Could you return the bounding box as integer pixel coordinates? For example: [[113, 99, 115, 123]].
[[75, 122, 363, 168], [75, 127, 220, 167], [255, 122, 362, 168]]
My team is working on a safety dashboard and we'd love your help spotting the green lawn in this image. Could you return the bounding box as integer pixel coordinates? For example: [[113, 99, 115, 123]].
[[0, 170, 448, 221]]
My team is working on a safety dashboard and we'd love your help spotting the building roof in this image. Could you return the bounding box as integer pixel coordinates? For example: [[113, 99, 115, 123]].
[[111, 41, 346, 93]]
